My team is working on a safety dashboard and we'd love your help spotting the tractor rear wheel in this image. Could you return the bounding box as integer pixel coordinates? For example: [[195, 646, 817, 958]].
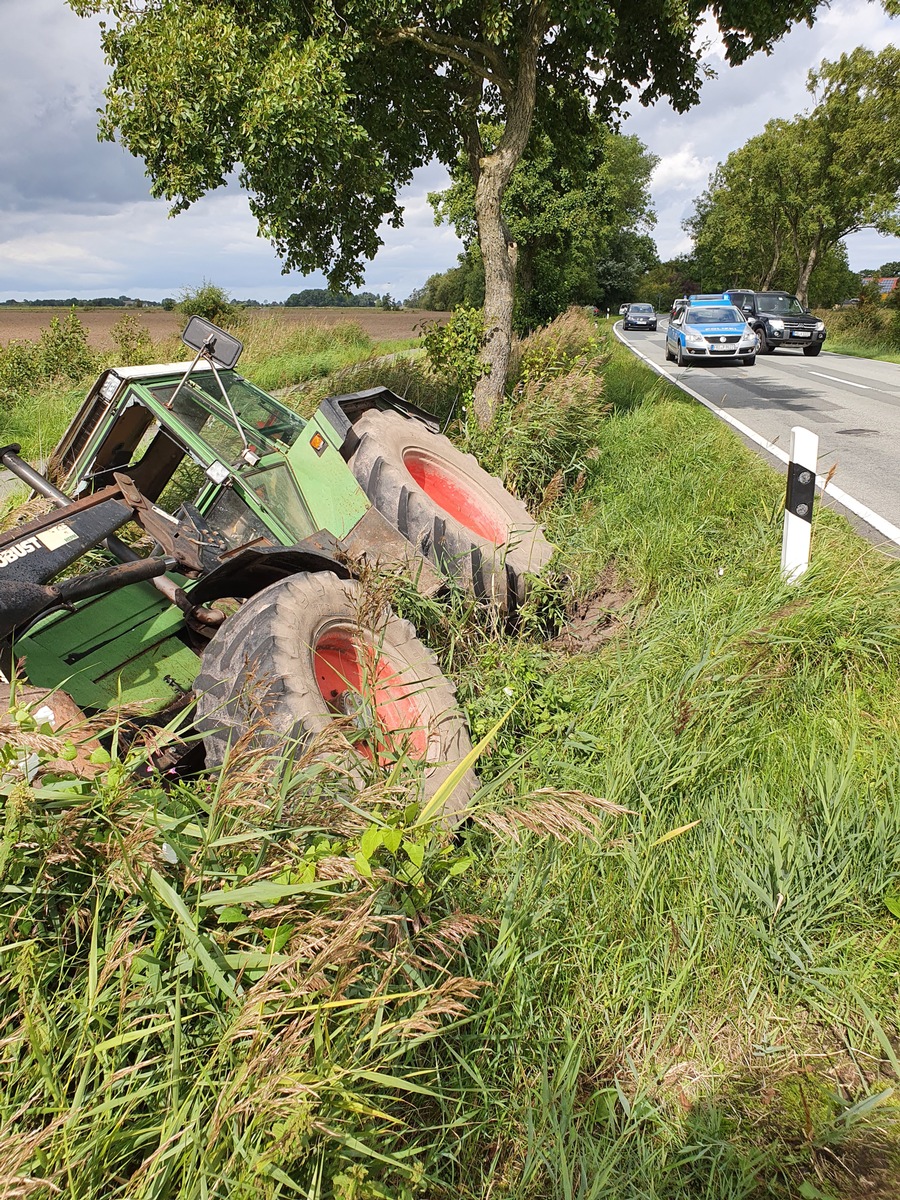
[[194, 572, 476, 819], [349, 408, 553, 612]]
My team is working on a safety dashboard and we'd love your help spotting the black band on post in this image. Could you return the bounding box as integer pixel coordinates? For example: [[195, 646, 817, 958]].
[[785, 461, 816, 523]]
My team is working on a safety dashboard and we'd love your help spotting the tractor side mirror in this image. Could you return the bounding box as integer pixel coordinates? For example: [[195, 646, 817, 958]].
[[181, 316, 243, 369]]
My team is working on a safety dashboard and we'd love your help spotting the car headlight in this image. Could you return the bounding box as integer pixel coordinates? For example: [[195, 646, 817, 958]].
[[769, 318, 784, 331], [815, 320, 825, 331], [685, 332, 706, 345]]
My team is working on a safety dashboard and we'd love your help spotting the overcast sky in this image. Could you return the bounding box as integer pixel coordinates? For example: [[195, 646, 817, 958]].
[[1, 0, 898, 304]]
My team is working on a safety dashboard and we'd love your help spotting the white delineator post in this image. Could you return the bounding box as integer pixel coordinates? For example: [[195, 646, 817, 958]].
[[781, 426, 819, 583]]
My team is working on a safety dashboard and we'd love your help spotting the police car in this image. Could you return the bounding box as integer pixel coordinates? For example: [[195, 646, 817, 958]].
[[665, 302, 759, 367]]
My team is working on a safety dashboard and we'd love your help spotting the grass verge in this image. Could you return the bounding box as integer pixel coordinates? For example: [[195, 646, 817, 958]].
[[2, 327, 900, 1197]]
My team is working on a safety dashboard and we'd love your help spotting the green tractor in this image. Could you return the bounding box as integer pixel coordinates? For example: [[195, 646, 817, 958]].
[[0, 318, 552, 816]]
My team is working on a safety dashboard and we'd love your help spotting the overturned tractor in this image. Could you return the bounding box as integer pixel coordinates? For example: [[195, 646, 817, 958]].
[[0, 319, 552, 815]]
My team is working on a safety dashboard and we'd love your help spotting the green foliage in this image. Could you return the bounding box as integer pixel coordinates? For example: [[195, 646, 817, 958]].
[[37, 308, 98, 382], [634, 254, 702, 309], [463, 307, 610, 507], [176, 281, 239, 325], [0, 337, 41, 398], [406, 253, 485, 311], [109, 312, 155, 365], [430, 121, 658, 324], [0, 309, 98, 400], [421, 306, 485, 403], [686, 45, 900, 304]]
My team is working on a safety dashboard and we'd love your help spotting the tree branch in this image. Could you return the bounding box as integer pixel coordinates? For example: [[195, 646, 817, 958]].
[[382, 25, 511, 97]]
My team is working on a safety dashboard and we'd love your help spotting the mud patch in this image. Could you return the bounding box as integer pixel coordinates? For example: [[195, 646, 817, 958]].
[[549, 571, 638, 654]]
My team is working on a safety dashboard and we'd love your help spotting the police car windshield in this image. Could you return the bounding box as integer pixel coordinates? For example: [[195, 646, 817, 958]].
[[686, 307, 742, 325]]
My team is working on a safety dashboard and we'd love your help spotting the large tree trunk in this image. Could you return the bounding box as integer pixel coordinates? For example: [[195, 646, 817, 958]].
[[758, 227, 783, 290], [472, 162, 517, 426], [795, 229, 822, 306], [471, 4, 547, 428]]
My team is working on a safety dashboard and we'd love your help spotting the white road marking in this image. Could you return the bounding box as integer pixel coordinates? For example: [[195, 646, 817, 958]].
[[809, 371, 872, 389], [614, 325, 900, 549]]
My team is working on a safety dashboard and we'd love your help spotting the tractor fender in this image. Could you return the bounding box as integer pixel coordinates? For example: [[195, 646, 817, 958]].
[[189, 540, 351, 605], [315, 387, 440, 461]]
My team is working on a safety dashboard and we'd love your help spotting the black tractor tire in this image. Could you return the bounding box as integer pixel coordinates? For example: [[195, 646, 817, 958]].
[[802, 344, 822, 357], [349, 408, 553, 612], [194, 572, 476, 819], [756, 327, 773, 354]]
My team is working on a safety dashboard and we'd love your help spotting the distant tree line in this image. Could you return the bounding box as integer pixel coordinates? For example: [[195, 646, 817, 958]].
[[2, 296, 160, 307], [284, 289, 398, 308]]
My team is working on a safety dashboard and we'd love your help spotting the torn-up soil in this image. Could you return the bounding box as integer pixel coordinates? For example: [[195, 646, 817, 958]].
[[548, 570, 639, 654]]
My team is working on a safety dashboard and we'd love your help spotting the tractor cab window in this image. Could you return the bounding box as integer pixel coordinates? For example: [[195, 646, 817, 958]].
[[148, 372, 304, 462], [80, 398, 192, 504]]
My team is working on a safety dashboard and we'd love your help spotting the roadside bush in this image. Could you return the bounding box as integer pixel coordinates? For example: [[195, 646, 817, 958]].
[[38, 308, 98, 382], [467, 306, 610, 508], [0, 309, 97, 399], [109, 312, 155, 365], [0, 338, 41, 398], [176, 280, 240, 326], [421, 304, 484, 403]]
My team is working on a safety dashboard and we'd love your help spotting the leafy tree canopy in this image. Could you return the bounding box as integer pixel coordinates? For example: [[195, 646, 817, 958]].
[[686, 44, 900, 305], [70, 0, 836, 419], [634, 256, 702, 309], [430, 120, 658, 325]]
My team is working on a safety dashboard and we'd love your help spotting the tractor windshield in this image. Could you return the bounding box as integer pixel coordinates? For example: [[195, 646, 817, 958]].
[[149, 372, 305, 461]]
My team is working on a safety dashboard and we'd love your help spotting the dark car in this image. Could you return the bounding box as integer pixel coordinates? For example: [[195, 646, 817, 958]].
[[722, 290, 826, 356], [623, 303, 658, 331]]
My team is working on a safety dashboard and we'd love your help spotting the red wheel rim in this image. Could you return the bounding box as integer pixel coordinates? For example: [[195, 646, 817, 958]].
[[314, 626, 428, 762], [402, 448, 507, 545]]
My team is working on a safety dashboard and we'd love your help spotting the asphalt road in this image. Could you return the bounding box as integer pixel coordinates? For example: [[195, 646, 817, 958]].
[[617, 319, 900, 552]]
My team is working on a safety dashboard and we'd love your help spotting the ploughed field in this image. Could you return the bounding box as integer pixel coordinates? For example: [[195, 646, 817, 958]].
[[0, 306, 446, 350]]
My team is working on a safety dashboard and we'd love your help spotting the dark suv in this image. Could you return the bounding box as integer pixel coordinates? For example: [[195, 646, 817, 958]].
[[724, 290, 826, 357]]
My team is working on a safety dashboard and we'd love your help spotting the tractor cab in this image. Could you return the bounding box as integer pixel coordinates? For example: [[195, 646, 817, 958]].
[[54, 320, 372, 554]]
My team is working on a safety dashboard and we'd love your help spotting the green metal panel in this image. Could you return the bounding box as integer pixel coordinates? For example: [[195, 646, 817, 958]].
[[286, 412, 371, 539], [17, 582, 201, 711]]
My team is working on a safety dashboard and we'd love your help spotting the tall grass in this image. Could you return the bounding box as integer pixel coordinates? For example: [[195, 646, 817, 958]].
[[0, 719, 494, 1198], [4, 324, 900, 1196], [417, 345, 900, 1197], [812, 306, 900, 362]]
